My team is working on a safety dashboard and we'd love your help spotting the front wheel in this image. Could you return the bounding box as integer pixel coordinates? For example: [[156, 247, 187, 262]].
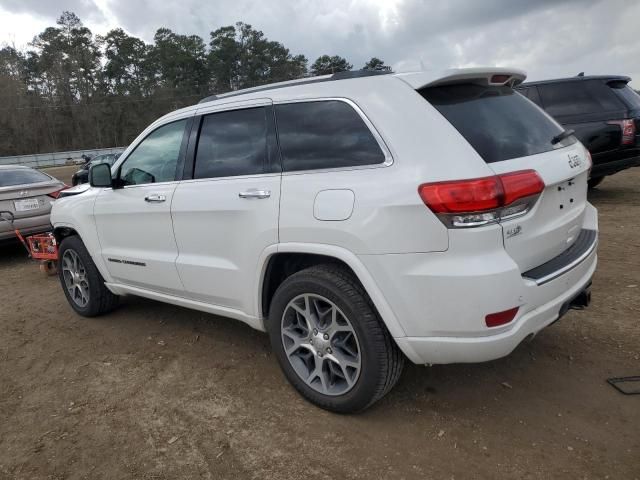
[[58, 236, 119, 317], [268, 264, 404, 413]]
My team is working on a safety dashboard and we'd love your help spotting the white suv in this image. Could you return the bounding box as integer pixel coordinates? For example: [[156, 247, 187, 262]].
[[51, 68, 597, 412]]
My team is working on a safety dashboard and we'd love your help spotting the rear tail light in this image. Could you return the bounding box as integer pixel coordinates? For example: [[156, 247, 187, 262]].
[[47, 185, 70, 199], [418, 170, 544, 228], [485, 307, 519, 328], [607, 119, 636, 145]]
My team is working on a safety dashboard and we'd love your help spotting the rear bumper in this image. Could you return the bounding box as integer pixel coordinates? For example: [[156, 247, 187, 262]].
[[591, 154, 640, 177], [0, 213, 52, 241], [395, 252, 596, 364], [359, 203, 598, 365]]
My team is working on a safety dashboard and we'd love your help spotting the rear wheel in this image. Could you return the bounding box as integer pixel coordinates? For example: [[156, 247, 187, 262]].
[[268, 264, 404, 413], [58, 236, 118, 317], [588, 176, 605, 189]]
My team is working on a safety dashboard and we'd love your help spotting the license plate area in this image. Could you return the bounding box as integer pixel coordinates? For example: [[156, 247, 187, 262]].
[[14, 198, 41, 212], [555, 178, 580, 212]]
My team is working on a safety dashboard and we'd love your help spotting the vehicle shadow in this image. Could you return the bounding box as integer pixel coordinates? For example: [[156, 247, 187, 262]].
[[106, 293, 582, 420], [0, 241, 31, 265]]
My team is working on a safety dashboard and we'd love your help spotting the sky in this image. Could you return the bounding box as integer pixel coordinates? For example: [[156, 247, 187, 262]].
[[0, 0, 639, 87]]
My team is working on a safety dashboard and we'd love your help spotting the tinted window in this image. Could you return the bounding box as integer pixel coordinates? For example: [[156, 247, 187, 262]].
[[421, 84, 567, 164], [523, 86, 542, 106], [275, 101, 385, 172], [0, 168, 51, 187], [538, 80, 624, 116], [194, 107, 268, 179], [610, 83, 640, 109], [120, 119, 187, 186]]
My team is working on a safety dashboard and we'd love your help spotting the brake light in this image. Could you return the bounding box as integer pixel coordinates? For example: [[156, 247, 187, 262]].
[[418, 170, 544, 228], [485, 307, 519, 328], [47, 185, 70, 199], [607, 119, 636, 145], [490, 74, 511, 84]]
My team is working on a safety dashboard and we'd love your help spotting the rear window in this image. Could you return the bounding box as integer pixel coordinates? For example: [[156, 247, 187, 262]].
[[609, 83, 640, 109], [537, 80, 624, 116], [0, 168, 51, 187], [420, 84, 567, 164]]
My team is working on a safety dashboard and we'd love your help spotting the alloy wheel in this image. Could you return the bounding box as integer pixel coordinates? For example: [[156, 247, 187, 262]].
[[61, 249, 90, 308], [281, 294, 361, 396]]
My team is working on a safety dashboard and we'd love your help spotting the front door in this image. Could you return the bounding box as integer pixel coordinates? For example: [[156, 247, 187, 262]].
[[93, 117, 191, 296]]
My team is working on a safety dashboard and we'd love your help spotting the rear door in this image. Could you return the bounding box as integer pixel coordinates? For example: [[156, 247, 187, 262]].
[[421, 83, 591, 272], [171, 100, 280, 315]]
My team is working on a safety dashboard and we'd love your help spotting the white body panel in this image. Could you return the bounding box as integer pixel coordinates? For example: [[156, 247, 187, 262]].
[[171, 173, 280, 313], [50, 67, 599, 365], [93, 182, 184, 295]]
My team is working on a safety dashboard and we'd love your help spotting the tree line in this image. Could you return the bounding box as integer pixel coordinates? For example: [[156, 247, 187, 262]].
[[0, 12, 391, 156]]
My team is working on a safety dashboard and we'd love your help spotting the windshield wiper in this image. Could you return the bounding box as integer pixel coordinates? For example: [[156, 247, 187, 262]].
[[551, 129, 575, 145]]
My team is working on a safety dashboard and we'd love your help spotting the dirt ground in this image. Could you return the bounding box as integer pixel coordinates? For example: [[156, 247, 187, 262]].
[[1, 165, 638, 480]]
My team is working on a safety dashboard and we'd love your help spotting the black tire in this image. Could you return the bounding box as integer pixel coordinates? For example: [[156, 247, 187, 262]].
[[58, 235, 119, 317], [268, 264, 404, 413], [588, 176, 605, 189]]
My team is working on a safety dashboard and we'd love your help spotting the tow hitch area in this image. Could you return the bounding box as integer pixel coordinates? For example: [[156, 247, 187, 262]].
[[569, 287, 591, 310], [558, 282, 592, 319]]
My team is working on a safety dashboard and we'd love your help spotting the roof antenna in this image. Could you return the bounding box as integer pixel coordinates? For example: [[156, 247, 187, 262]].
[[577, 72, 584, 76]]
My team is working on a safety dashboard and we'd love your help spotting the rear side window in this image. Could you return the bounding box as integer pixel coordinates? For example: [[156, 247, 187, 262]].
[[421, 84, 566, 164], [275, 100, 386, 172], [194, 107, 268, 179], [538, 80, 624, 116], [609, 83, 640, 109], [0, 168, 51, 187]]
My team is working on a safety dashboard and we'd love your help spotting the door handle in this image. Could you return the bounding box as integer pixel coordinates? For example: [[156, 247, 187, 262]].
[[144, 194, 166, 203], [238, 189, 271, 199]]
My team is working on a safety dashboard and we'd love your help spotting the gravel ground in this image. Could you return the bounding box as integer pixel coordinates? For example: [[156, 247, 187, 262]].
[[0, 166, 638, 479]]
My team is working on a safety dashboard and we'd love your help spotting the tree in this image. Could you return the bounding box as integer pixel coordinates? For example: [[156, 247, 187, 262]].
[[100, 28, 150, 96], [310, 55, 352, 76], [148, 28, 208, 94], [363, 57, 391, 72], [208, 22, 307, 92], [0, 11, 334, 156]]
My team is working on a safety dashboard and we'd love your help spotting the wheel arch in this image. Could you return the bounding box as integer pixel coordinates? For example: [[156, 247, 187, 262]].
[[258, 243, 407, 339], [53, 225, 79, 243]]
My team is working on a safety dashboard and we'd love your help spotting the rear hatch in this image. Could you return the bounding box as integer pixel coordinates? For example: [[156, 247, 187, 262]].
[[418, 75, 591, 273], [0, 168, 64, 220]]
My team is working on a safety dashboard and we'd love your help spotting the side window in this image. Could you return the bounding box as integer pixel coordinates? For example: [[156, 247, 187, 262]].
[[194, 107, 269, 179], [526, 86, 542, 106], [538, 80, 624, 116], [120, 119, 187, 186], [275, 100, 386, 172]]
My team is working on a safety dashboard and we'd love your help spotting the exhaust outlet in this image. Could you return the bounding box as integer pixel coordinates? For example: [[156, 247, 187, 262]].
[[569, 288, 591, 310]]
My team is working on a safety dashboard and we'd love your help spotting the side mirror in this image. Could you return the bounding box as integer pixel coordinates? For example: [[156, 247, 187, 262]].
[[89, 163, 113, 188]]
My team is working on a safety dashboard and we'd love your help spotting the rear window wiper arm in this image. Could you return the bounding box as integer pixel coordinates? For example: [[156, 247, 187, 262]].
[[551, 129, 575, 145]]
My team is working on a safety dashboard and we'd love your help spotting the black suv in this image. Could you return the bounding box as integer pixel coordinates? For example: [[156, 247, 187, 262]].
[[518, 75, 640, 188]]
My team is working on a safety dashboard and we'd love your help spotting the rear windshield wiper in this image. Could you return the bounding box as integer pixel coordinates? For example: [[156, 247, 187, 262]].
[[551, 129, 575, 145]]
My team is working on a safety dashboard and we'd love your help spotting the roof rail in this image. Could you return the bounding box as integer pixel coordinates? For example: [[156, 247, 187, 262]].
[[198, 69, 393, 104]]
